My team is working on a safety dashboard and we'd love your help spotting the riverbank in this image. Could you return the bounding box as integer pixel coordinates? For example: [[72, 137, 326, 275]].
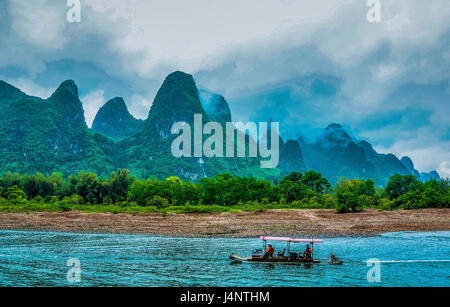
[[0, 208, 448, 237]]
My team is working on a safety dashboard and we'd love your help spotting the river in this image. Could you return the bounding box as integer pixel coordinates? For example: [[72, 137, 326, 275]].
[[0, 230, 449, 287]]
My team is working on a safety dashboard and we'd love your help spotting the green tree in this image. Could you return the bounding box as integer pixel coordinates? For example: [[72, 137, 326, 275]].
[[385, 174, 422, 200], [6, 185, 27, 204], [109, 169, 134, 203], [280, 180, 308, 203], [281, 172, 303, 184], [335, 178, 366, 213], [300, 171, 331, 194]]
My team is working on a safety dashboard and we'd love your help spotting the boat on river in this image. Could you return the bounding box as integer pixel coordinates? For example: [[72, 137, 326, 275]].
[[229, 236, 324, 264]]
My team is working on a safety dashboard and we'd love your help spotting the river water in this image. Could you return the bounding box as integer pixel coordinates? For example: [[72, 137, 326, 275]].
[[0, 230, 448, 287]]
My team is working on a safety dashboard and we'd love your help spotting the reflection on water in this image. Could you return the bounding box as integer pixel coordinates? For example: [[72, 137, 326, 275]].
[[0, 230, 449, 287]]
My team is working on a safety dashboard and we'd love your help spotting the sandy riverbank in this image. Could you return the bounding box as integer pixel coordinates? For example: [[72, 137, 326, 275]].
[[0, 209, 449, 237]]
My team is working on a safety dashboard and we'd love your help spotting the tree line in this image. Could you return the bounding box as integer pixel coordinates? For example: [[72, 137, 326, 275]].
[[0, 170, 448, 213]]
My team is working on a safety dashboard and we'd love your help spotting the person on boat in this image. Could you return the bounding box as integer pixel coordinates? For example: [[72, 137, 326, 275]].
[[303, 244, 312, 259], [263, 244, 275, 259], [330, 253, 340, 262]]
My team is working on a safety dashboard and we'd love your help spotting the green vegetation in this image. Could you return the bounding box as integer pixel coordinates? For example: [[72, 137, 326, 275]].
[[0, 170, 447, 214], [91, 97, 144, 140]]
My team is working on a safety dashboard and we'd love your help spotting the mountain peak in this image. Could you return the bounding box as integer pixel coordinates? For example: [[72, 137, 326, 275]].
[[102, 97, 128, 113], [46, 80, 86, 130], [357, 140, 378, 159], [92, 97, 143, 139], [57, 79, 77, 91], [400, 156, 421, 178], [279, 139, 306, 172], [326, 123, 343, 130], [318, 123, 352, 149], [50, 80, 79, 102], [420, 171, 441, 182], [144, 71, 207, 139], [166, 71, 195, 82], [400, 156, 415, 171]]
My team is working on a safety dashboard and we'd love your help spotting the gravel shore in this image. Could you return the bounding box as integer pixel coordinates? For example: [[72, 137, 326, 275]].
[[0, 208, 449, 237]]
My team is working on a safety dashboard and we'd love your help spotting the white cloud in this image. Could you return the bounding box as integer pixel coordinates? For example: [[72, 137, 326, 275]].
[[81, 90, 105, 127], [2, 77, 55, 98], [5, 0, 450, 95], [2, 0, 449, 175], [9, 0, 68, 48], [374, 126, 450, 174], [127, 94, 153, 120], [438, 161, 450, 179]]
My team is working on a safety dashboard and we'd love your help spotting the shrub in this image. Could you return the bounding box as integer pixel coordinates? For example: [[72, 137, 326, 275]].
[[378, 198, 394, 211], [147, 196, 170, 209], [6, 185, 27, 204], [321, 194, 338, 209], [32, 195, 44, 202]]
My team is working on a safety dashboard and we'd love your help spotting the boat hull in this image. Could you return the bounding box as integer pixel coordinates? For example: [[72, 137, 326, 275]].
[[328, 260, 344, 265], [230, 254, 320, 264]]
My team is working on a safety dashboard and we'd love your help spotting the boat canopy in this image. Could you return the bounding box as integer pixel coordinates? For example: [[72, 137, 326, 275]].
[[260, 236, 323, 243]]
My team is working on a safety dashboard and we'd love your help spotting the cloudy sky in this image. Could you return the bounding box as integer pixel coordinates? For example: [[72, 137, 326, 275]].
[[0, 0, 449, 177]]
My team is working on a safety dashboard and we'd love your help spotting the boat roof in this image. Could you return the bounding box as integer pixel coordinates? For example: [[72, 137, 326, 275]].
[[260, 236, 323, 243]]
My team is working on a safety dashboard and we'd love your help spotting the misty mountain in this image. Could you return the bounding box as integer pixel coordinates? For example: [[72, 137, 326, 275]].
[[0, 73, 440, 184], [125, 71, 277, 180], [199, 90, 232, 126], [0, 80, 113, 175], [299, 123, 439, 185]]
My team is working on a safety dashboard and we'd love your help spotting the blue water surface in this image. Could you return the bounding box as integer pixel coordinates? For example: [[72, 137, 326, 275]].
[[0, 230, 449, 287]]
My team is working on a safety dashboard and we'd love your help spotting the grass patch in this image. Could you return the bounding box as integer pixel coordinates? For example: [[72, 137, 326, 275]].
[[0, 200, 332, 215]]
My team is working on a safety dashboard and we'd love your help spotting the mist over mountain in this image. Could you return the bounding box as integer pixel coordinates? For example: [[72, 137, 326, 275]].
[[297, 123, 437, 185], [199, 90, 232, 126], [0, 72, 441, 184]]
